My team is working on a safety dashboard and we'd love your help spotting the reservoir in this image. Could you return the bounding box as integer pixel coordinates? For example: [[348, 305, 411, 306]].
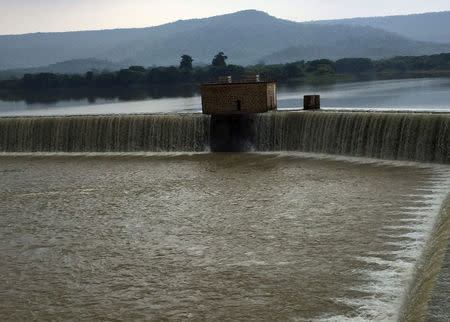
[[0, 76, 449, 320], [1, 77, 450, 116], [1, 153, 449, 321]]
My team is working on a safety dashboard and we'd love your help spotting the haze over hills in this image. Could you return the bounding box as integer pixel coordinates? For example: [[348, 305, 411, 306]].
[[0, 59, 124, 79], [309, 11, 450, 44], [1, 10, 450, 73]]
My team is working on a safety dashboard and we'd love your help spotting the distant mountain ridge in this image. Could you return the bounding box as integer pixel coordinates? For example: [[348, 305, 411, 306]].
[[308, 11, 450, 44], [1, 10, 450, 70], [0, 59, 124, 79]]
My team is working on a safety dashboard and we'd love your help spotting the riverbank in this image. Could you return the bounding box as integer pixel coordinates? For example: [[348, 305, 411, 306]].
[[1, 74, 450, 109], [1, 53, 449, 92]]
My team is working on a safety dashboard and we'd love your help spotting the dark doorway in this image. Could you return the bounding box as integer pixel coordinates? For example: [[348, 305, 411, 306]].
[[236, 99, 241, 111]]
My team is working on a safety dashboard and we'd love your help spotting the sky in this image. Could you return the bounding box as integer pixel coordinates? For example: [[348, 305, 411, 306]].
[[1, 0, 449, 35]]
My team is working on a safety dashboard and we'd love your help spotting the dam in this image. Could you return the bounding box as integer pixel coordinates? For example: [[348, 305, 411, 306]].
[[0, 111, 448, 163], [0, 109, 449, 321]]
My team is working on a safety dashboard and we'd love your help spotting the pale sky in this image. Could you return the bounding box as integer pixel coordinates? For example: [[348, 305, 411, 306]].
[[0, 0, 449, 35]]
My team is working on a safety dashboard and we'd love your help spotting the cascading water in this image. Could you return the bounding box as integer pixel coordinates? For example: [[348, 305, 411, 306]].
[[0, 111, 448, 163], [250, 111, 449, 164], [0, 114, 210, 153]]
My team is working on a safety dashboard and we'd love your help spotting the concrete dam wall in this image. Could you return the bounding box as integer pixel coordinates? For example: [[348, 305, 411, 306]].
[[0, 114, 210, 153], [0, 111, 448, 163]]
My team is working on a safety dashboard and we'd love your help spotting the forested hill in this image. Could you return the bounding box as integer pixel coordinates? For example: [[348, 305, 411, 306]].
[[1, 10, 450, 70], [310, 11, 450, 44]]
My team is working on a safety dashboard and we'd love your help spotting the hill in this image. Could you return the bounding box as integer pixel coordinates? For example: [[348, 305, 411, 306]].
[[1, 10, 450, 69], [0, 58, 123, 79], [310, 11, 450, 44], [262, 36, 450, 64]]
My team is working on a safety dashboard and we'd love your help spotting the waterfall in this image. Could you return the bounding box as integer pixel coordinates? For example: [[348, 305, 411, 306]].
[[0, 114, 210, 152], [250, 111, 449, 164], [0, 111, 448, 163]]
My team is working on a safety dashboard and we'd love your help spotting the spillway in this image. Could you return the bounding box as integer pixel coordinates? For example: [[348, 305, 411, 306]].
[[0, 110, 449, 320], [0, 111, 448, 163], [250, 112, 449, 164], [0, 114, 210, 153]]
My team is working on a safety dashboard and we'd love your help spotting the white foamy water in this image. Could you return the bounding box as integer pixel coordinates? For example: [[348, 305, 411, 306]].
[[328, 171, 450, 321]]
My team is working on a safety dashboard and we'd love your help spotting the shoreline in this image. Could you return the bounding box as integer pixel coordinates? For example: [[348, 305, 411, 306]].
[[1, 72, 450, 96]]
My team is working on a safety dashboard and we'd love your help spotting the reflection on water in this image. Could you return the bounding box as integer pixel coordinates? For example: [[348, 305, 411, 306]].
[[1, 78, 450, 116], [0, 84, 201, 115], [277, 78, 450, 111], [0, 153, 449, 320]]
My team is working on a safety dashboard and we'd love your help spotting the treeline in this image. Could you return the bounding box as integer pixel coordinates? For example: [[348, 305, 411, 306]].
[[334, 53, 450, 73], [1, 53, 450, 90]]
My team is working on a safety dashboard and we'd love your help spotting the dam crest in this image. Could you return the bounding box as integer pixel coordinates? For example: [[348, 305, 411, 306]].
[[0, 111, 448, 164]]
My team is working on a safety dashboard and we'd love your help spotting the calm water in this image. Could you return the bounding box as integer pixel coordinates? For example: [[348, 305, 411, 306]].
[[1, 78, 450, 116], [1, 153, 449, 320]]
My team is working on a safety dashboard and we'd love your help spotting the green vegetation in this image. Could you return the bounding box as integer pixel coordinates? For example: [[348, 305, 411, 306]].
[[212, 52, 228, 67], [179, 55, 193, 71], [1, 53, 450, 91]]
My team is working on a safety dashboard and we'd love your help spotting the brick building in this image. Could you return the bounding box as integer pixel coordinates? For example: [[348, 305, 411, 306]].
[[201, 76, 277, 114]]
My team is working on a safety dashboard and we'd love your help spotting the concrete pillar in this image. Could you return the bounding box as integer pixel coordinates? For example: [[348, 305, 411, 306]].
[[304, 95, 320, 110], [210, 114, 253, 152]]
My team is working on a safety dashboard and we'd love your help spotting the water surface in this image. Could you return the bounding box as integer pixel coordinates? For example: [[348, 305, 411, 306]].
[[1, 78, 450, 116], [1, 153, 449, 320]]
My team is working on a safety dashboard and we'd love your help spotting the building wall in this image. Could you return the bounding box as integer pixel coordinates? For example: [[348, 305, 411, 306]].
[[201, 82, 277, 114], [266, 83, 276, 109]]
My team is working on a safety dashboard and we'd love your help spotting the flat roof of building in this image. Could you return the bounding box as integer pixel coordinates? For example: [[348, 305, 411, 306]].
[[201, 81, 276, 86]]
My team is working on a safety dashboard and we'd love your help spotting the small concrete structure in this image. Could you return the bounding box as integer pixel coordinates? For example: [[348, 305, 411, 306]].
[[201, 75, 276, 151], [304, 95, 320, 110], [201, 75, 277, 115], [218, 76, 232, 84]]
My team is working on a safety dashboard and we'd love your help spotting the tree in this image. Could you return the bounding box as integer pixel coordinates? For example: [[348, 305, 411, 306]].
[[212, 52, 228, 67], [129, 66, 146, 72], [306, 59, 335, 74], [117, 68, 146, 85], [85, 71, 94, 81], [335, 58, 373, 73], [284, 62, 304, 78], [180, 55, 193, 70]]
